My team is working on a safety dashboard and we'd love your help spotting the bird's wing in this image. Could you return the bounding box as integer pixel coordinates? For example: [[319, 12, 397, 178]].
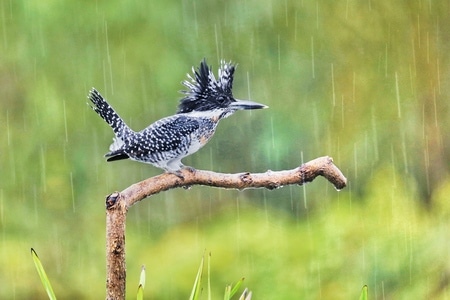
[[129, 115, 200, 156]]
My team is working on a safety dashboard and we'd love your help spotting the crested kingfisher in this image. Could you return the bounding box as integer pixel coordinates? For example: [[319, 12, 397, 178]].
[[88, 59, 268, 176]]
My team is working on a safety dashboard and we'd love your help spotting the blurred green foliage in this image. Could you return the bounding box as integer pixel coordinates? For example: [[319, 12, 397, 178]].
[[1, 0, 449, 299]]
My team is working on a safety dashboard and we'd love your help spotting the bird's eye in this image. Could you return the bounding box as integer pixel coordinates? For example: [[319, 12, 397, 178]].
[[218, 96, 230, 104]]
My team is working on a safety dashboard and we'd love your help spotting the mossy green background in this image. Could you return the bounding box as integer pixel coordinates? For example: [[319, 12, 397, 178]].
[[2, 0, 450, 299]]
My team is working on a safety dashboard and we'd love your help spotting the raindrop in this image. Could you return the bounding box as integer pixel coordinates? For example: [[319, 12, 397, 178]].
[[208, 147, 214, 171], [6, 110, 10, 146], [352, 71, 356, 102], [353, 142, 358, 179], [192, 0, 198, 37], [315, 2, 319, 29], [362, 239, 366, 271], [104, 21, 114, 94], [301, 151, 307, 209], [436, 58, 441, 94], [364, 131, 368, 163], [33, 185, 38, 225], [337, 135, 341, 166], [395, 72, 401, 118], [40, 146, 46, 193], [289, 185, 294, 211], [401, 131, 408, 174], [246, 71, 251, 100], [294, 10, 298, 41], [63, 99, 68, 142], [0, 190, 3, 227], [371, 106, 379, 161], [70, 172, 75, 212], [385, 43, 388, 77], [408, 225, 413, 284], [312, 103, 319, 147], [277, 34, 281, 70], [235, 196, 241, 246], [270, 116, 275, 149], [263, 190, 269, 224], [408, 64, 415, 95], [330, 64, 336, 106], [214, 23, 219, 62], [390, 145, 397, 187], [311, 36, 315, 79], [432, 87, 438, 127], [423, 135, 430, 195]]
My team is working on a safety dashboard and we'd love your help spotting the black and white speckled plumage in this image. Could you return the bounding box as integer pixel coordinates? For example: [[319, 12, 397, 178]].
[[88, 59, 267, 175]]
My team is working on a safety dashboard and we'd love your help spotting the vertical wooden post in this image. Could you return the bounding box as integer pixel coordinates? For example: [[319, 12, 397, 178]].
[[105, 193, 127, 300]]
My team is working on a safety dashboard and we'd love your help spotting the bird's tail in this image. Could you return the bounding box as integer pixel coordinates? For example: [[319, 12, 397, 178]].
[[88, 88, 133, 149]]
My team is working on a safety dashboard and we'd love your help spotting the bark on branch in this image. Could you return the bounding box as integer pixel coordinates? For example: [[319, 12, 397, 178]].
[[105, 156, 347, 299]]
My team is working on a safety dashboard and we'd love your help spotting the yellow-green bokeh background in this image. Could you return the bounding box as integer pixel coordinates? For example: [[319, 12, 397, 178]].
[[2, 0, 450, 299]]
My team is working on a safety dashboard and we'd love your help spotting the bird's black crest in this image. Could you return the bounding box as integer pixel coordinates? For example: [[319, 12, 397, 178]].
[[178, 59, 236, 113]]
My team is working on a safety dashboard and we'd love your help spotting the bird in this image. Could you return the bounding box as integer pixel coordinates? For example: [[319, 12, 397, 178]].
[[88, 59, 268, 177]]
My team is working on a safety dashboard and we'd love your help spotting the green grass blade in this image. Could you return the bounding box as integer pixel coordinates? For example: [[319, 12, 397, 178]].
[[207, 253, 211, 300], [31, 248, 57, 300], [224, 284, 232, 300], [137, 265, 145, 300], [359, 285, 368, 300], [238, 288, 252, 300], [189, 256, 204, 300], [139, 265, 146, 289], [137, 284, 144, 300], [229, 278, 245, 298]]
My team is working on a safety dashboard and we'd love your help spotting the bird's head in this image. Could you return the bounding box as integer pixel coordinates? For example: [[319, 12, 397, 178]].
[[177, 59, 267, 117]]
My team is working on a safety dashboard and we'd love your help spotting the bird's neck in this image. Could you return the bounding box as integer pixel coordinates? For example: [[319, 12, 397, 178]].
[[182, 109, 234, 122]]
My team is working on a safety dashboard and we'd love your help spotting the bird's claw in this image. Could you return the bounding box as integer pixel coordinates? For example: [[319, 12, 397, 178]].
[[171, 170, 185, 180], [166, 166, 196, 180], [183, 166, 196, 173]]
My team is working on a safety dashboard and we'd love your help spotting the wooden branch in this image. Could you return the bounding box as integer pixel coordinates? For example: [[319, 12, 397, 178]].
[[105, 156, 346, 299]]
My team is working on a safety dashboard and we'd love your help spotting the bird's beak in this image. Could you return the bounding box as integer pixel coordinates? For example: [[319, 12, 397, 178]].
[[230, 99, 268, 110]]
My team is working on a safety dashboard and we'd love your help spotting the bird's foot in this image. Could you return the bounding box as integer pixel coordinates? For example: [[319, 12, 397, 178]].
[[183, 166, 196, 173], [181, 167, 195, 189], [165, 166, 196, 180], [168, 170, 185, 180]]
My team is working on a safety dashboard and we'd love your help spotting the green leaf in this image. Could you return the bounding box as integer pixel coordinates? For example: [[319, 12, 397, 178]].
[[189, 256, 204, 300], [359, 285, 368, 300], [139, 265, 146, 289], [224, 284, 232, 300], [31, 248, 57, 300], [229, 278, 245, 298], [207, 253, 211, 300], [136, 284, 144, 300], [238, 288, 251, 300], [137, 265, 145, 300]]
